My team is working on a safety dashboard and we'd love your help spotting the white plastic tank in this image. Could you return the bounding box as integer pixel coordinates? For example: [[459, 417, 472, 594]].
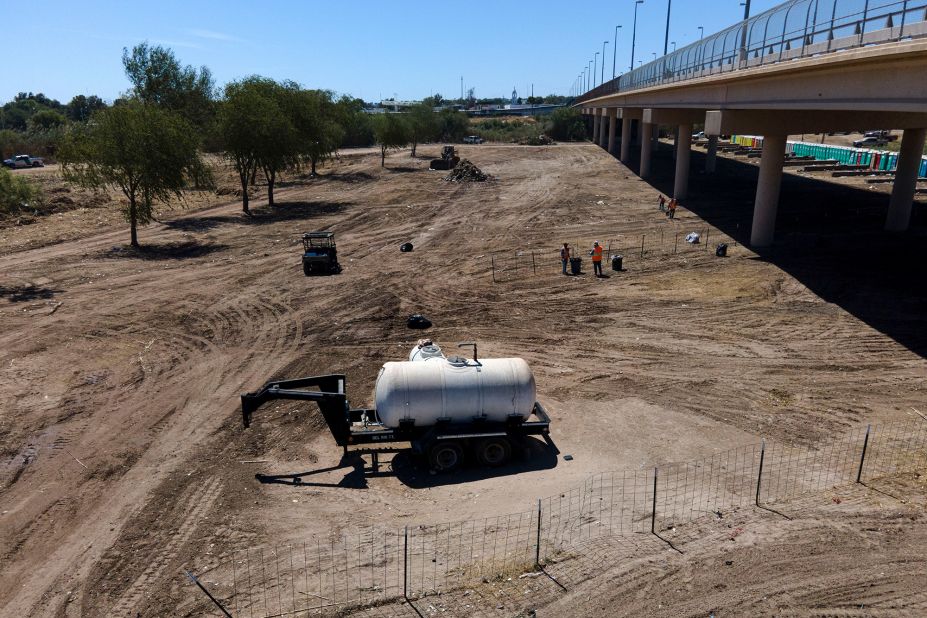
[[375, 355, 536, 428]]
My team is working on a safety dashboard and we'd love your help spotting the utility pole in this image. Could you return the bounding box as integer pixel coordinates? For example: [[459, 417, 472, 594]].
[[460, 76, 463, 101], [612, 25, 622, 78], [631, 0, 644, 71], [663, 0, 672, 56], [593, 52, 599, 88]]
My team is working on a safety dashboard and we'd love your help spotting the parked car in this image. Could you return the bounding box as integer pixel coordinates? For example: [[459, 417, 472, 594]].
[[853, 136, 886, 148], [864, 130, 898, 141], [692, 131, 706, 140], [2, 154, 45, 169], [463, 135, 484, 144]]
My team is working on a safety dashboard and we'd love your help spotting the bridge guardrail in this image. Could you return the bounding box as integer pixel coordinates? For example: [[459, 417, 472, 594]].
[[578, 0, 927, 103]]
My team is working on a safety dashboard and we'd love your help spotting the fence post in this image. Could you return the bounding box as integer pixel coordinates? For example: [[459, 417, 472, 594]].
[[535, 499, 542, 567], [674, 233, 679, 254], [856, 424, 871, 484], [491, 255, 496, 283], [403, 526, 409, 600], [651, 467, 658, 534], [755, 439, 766, 506], [531, 251, 537, 275]]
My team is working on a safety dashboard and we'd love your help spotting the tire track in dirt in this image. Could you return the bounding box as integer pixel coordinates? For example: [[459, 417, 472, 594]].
[[106, 476, 224, 616]]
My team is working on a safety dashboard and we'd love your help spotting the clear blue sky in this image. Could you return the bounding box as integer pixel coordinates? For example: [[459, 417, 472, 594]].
[[2, 0, 784, 104]]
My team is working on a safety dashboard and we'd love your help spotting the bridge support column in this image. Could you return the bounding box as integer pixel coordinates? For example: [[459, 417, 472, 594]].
[[885, 127, 927, 232], [750, 134, 787, 247], [706, 135, 718, 173], [592, 110, 601, 144], [672, 126, 679, 161], [674, 124, 692, 199], [599, 114, 609, 148], [620, 116, 632, 163], [607, 109, 618, 154], [640, 122, 654, 179], [633, 120, 642, 147]]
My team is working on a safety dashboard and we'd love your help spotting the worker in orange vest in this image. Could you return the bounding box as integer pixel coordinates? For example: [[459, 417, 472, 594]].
[[667, 198, 678, 220], [591, 241, 603, 277], [560, 242, 571, 275]]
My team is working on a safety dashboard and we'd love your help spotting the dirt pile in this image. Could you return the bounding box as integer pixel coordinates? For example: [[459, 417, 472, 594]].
[[444, 159, 488, 182]]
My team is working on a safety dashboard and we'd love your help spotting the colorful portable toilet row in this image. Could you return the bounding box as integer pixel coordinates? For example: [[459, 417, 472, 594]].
[[730, 136, 926, 177]]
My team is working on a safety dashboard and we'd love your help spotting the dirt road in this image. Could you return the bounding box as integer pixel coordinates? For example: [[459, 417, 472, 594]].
[[1, 144, 925, 616]]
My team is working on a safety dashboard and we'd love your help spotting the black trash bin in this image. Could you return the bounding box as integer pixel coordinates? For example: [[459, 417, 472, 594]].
[[569, 257, 583, 275], [715, 243, 728, 257], [611, 255, 623, 271]]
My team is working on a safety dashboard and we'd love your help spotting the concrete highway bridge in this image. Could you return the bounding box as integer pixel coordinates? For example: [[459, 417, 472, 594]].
[[576, 0, 927, 246]]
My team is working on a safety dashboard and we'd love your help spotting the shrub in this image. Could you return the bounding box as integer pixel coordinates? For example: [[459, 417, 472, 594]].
[[0, 167, 41, 215]]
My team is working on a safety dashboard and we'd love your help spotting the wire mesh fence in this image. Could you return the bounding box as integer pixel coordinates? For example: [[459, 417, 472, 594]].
[[489, 230, 740, 282], [187, 417, 927, 616]]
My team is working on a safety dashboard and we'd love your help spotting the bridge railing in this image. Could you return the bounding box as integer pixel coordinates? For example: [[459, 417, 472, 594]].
[[578, 0, 927, 103]]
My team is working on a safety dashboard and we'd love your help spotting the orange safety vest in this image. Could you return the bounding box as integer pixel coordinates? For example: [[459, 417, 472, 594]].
[[592, 245, 603, 262]]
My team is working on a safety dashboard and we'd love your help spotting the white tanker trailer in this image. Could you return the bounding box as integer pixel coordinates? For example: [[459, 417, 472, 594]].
[[241, 341, 552, 472]]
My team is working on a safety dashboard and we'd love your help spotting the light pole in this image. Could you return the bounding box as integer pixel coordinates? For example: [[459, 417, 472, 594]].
[[671, 41, 676, 51], [612, 25, 623, 78], [663, 0, 672, 56], [698, 26, 704, 39], [739, 0, 752, 61], [631, 0, 644, 71], [593, 52, 600, 88], [589, 60, 594, 88], [601, 41, 608, 84]]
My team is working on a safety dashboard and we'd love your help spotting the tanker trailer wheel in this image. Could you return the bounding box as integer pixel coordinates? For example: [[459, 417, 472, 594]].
[[475, 437, 512, 467], [428, 441, 464, 473]]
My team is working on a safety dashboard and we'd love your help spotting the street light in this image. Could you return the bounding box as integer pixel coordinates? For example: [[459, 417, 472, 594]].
[[612, 25, 623, 78], [698, 26, 704, 39], [631, 0, 644, 72], [663, 0, 673, 56], [593, 52, 600, 88], [671, 41, 676, 51], [589, 60, 594, 88], [601, 41, 609, 85]]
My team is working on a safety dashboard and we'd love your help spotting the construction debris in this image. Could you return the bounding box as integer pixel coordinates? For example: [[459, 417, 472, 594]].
[[444, 160, 489, 182]]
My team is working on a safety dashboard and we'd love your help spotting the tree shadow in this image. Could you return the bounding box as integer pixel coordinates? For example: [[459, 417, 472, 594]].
[[387, 166, 419, 174], [0, 284, 63, 302], [163, 200, 349, 232], [324, 171, 375, 183], [632, 144, 927, 357], [100, 240, 229, 261]]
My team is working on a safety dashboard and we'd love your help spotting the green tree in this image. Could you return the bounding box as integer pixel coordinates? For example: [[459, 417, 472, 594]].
[[66, 95, 107, 122], [59, 101, 204, 246], [334, 96, 374, 148], [296, 90, 343, 176], [372, 113, 409, 167], [546, 107, 586, 141], [122, 42, 216, 131], [28, 110, 66, 131], [406, 103, 438, 157], [437, 109, 469, 142], [217, 77, 289, 213]]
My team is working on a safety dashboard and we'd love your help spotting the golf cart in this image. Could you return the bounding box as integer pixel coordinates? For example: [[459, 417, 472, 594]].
[[302, 232, 341, 276]]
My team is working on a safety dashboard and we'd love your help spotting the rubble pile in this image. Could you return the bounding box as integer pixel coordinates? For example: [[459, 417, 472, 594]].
[[444, 159, 489, 182]]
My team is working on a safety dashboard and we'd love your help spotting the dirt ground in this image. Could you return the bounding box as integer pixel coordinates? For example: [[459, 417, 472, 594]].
[[1, 142, 926, 617]]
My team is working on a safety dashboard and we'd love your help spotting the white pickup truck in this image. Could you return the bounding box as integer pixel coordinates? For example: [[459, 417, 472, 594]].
[[2, 154, 45, 169]]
